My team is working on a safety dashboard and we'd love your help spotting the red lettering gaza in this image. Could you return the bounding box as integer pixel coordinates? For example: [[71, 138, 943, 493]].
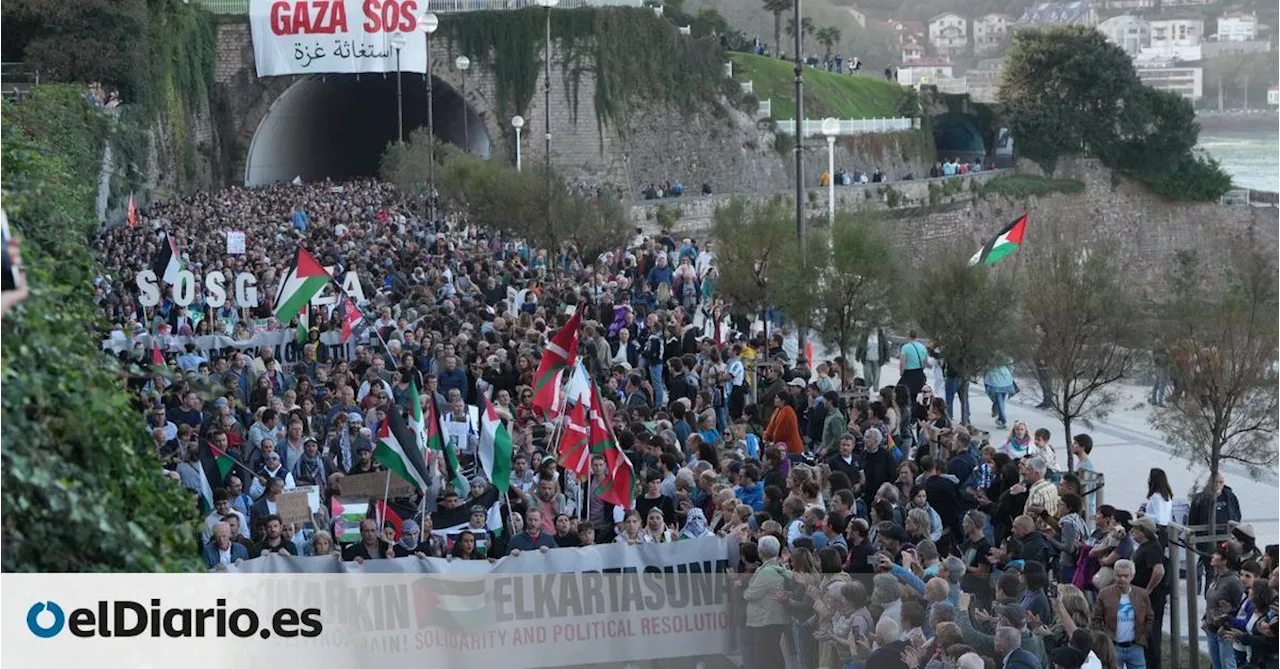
[[269, 0, 349, 36]]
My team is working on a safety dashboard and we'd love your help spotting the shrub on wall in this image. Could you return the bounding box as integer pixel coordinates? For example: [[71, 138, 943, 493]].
[[2, 86, 201, 572]]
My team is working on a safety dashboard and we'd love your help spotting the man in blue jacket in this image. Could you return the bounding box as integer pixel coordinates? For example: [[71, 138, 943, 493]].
[[202, 522, 248, 569], [734, 464, 765, 512]]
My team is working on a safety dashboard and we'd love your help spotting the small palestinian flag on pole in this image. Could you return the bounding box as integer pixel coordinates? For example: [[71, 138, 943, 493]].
[[339, 296, 369, 345], [373, 406, 433, 492], [478, 394, 513, 495], [969, 214, 1028, 267], [209, 443, 238, 483], [274, 247, 330, 325], [296, 304, 310, 347], [151, 233, 185, 286], [424, 395, 469, 497], [151, 340, 167, 370]]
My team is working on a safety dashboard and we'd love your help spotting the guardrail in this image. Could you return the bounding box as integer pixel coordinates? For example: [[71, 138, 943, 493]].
[[193, 0, 641, 13], [775, 117, 920, 136]]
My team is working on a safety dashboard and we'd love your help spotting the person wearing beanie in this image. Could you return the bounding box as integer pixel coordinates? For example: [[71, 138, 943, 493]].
[[1051, 646, 1089, 669]]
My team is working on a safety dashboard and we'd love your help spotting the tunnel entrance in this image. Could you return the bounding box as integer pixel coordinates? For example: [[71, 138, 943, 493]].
[[931, 112, 987, 163], [245, 74, 491, 187]]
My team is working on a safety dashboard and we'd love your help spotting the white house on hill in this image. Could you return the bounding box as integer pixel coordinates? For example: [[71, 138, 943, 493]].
[[929, 13, 968, 57]]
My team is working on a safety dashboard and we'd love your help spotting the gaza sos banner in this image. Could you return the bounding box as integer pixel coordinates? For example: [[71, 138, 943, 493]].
[[251, 0, 428, 77]]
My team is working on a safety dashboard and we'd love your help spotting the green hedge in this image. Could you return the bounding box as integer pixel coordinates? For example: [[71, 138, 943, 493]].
[[1, 85, 201, 572]]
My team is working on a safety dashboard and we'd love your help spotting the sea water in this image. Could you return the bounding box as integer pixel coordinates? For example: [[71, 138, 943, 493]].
[[1197, 122, 1280, 193]]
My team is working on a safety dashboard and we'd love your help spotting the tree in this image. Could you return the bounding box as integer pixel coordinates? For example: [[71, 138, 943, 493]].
[[712, 197, 795, 325], [381, 129, 628, 254], [1150, 251, 1278, 500], [1026, 245, 1145, 471], [785, 16, 816, 54], [817, 26, 842, 60], [999, 26, 1139, 175], [3, 86, 200, 571], [807, 212, 898, 371], [913, 251, 1021, 430], [761, 0, 794, 57]]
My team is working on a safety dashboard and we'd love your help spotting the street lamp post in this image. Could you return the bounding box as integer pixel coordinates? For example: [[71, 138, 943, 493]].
[[391, 33, 407, 144], [793, 0, 807, 360], [512, 115, 525, 171], [419, 13, 439, 209], [537, 0, 558, 232], [822, 117, 839, 224], [455, 55, 471, 153]]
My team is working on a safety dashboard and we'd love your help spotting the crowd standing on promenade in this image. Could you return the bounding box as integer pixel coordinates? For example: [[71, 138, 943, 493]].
[[91, 178, 1277, 669]]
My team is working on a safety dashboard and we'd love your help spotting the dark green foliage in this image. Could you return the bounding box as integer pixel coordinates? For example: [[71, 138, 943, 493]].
[[1000, 25, 1231, 201], [1000, 26, 1139, 176], [2, 86, 202, 572], [381, 129, 628, 254], [979, 175, 1085, 200], [912, 251, 1021, 387], [439, 8, 734, 136]]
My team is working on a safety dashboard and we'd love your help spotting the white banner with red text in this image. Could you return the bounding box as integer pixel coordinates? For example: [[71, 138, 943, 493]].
[[251, 0, 429, 77]]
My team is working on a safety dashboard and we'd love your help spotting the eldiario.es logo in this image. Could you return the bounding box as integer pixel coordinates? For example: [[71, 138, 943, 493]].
[[26, 599, 322, 639]]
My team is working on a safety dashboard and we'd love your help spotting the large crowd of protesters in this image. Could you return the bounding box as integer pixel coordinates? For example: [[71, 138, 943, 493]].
[[92, 177, 1278, 669]]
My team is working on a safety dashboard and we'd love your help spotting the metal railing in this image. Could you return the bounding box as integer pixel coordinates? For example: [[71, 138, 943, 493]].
[[194, 0, 641, 13], [775, 117, 920, 136], [1, 62, 39, 102]]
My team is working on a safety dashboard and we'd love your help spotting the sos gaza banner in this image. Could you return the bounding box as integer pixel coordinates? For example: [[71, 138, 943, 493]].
[[251, 0, 428, 77]]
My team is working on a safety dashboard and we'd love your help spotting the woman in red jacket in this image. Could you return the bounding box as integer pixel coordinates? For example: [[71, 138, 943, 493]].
[[763, 393, 804, 455]]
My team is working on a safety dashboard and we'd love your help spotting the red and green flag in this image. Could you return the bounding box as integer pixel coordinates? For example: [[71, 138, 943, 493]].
[[423, 393, 468, 497], [209, 443, 238, 482], [274, 247, 330, 324], [374, 407, 433, 492], [969, 214, 1028, 267], [530, 308, 582, 418], [588, 380, 635, 510], [478, 394, 513, 494]]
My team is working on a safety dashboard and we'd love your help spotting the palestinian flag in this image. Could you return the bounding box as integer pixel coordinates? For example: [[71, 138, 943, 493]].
[[340, 296, 369, 344], [274, 247, 330, 325], [424, 394, 468, 497], [376, 500, 402, 539], [374, 407, 433, 492], [331, 497, 369, 543], [969, 214, 1028, 267], [409, 381, 428, 456], [478, 395, 513, 494], [413, 578, 489, 631], [209, 443, 238, 483], [151, 340, 167, 370], [296, 305, 310, 346], [589, 381, 635, 510], [530, 308, 582, 418], [151, 233, 185, 286]]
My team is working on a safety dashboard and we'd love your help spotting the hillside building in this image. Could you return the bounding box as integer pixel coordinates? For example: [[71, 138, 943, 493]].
[[929, 13, 968, 57]]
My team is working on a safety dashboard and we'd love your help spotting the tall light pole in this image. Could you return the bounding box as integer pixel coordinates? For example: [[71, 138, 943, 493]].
[[537, 0, 558, 233], [793, 0, 807, 361], [455, 55, 471, 153], [419, 13, 439, 211], [512, 115, 525, 171], [822, 117, 838, 224], [391, 33, 406, 144]]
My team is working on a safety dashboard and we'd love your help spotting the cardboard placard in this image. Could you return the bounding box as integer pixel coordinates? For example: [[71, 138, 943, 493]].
[[276, 490, 314, 527], [341, 471, 415, 500]]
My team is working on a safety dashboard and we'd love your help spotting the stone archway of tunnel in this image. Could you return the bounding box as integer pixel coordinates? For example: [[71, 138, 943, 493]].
[[244, 73, 491, 187], [931, 112, 988, 163]]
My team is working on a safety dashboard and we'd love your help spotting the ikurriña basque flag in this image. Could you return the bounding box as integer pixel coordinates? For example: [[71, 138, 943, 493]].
[[969, 214, 1028, 267]]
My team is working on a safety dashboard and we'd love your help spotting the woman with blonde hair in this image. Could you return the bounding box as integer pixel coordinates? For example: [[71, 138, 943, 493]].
[[1002, 421, 1032, 460], [1030, 584, 1093, 654]]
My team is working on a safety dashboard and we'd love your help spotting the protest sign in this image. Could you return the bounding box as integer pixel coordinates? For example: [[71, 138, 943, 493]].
[[250, 0, 428, 77], [275, 490, 314, 526], [340, 471, 415, 500], [226, 231, 246, 255], [102, 330, 355, 363]]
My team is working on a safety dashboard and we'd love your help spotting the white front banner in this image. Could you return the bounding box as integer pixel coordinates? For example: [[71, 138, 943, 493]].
[[251, 0, 429, 77], [3, 540, 741, 669]]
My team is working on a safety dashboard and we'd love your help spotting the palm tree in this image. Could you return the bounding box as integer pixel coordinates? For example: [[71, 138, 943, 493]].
[[762, 0, 793, 58], [785, 16, 816, 55], [817, 26, 842, 60]]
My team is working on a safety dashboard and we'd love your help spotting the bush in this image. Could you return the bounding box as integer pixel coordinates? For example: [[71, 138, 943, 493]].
[[382, 129, 628, 254], [656, 204, 683, 229], [980, 175, 1085, 200], [774, 131, 794, 156], [1146, 153, 1234, 202], [2, 86, 201, 572]]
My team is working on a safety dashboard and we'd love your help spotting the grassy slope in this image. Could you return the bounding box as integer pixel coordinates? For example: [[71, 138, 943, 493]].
[[731, 52, 905, 120]]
